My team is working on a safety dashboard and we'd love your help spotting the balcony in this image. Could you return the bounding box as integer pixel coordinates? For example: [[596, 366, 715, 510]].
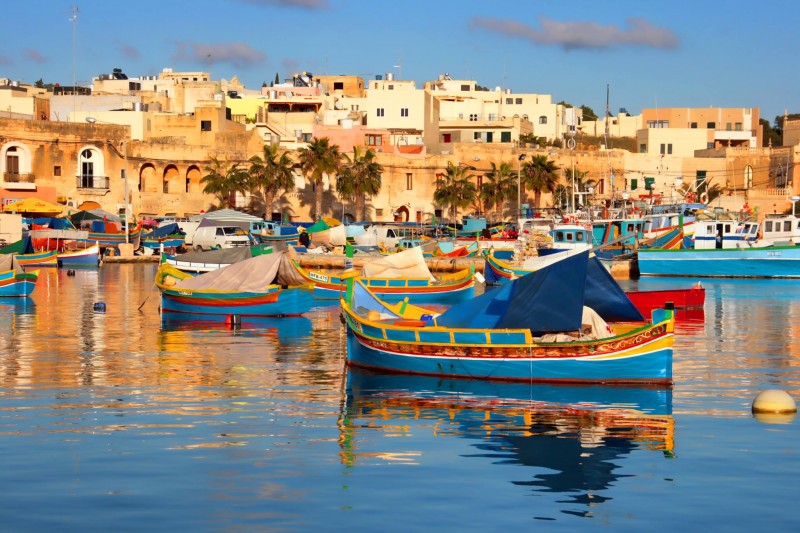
[[3, 172, 35, 183], [2, 172, 37, 190], [76, 175, 110, 190]]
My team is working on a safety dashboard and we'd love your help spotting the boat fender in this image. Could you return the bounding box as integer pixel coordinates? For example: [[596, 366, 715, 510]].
[[699, 192, 709, 204], [93, 302, 106, 312]]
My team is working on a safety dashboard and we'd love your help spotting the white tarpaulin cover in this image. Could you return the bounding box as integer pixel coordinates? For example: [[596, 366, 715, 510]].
[[361, 246, 434, 280], [173, 251, 305, 292]]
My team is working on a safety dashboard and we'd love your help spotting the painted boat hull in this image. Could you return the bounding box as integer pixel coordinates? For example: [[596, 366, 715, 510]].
[[637, 246, 800, 278], [160, 285, 315, 317], [293, 261, 476, 302], [0, 269, 39, 297], [345, 325, 673, 385], [13, 250, 57, 267], [57, 245, 100, 268], [626, 287, 705, 314]]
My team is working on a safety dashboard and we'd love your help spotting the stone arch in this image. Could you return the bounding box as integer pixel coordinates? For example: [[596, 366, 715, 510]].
[[139, 162, 157, 193], [393, 205, 409, 222], [186, 165, 202, 193], [163, 164, 180, 194]]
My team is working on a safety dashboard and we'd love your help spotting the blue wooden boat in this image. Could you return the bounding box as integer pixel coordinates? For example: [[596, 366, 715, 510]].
[[57, 244, 100, 268], [155, 251, 314, 318], [342, 250, 674, 385], [0, 269, 39, 297], [141, 222, 185, 252]]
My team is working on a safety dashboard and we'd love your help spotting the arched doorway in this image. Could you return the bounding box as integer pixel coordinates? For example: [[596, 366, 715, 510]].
[[163, 164, 180, 194], [139, 163, 157, 193], [393, 205, 409, 222], [186, 165, 202, 193]]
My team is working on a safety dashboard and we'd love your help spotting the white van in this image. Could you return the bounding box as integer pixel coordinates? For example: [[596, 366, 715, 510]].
[[191, 225, 252, 251]]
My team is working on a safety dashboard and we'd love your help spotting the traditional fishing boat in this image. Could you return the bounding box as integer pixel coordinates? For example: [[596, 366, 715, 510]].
[[291, 246, 476, 302], [0, 254, 39, 297], [141, 222, 185, 252], [342, 250, 674, 385], [155, 251, 313, 318], [57, 244, 101, 268], [0, 236, 58, 267], [79, 220, 142, 251]]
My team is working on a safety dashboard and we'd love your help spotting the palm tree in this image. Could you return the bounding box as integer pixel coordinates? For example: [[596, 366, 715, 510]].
[[297, 137, 342, 220], [479, 161, 516, 223], [434, 162, 478, 226], [248, 144, 295, 220], [336, 146, 383, 221], [201, 156, 249, 209], [521, 154, 560, 209]]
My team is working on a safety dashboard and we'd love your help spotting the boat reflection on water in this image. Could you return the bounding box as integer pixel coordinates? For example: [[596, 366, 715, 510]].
[[0, 297, 37, 325], [341, 369, 674, 511], [160, 310, 313, 342]]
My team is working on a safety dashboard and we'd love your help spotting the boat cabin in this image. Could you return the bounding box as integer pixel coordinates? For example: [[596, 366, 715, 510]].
[[693, 218, 759, 249], [761, 214, 800, 246], [551, 224, 592, 251]]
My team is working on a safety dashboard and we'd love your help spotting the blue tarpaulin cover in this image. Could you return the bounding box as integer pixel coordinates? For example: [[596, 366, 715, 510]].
[[436, 250, 588, 333], [435, 250, 643, 334]]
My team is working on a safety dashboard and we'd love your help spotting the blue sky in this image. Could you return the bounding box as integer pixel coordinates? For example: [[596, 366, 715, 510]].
[[1, 0, 795, 124]]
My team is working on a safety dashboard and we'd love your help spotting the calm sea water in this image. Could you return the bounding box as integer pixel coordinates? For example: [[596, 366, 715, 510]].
[[1, 265, 798, 532]]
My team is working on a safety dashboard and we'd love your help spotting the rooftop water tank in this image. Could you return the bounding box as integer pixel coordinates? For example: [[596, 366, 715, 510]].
[[385, 73, 394, 81]]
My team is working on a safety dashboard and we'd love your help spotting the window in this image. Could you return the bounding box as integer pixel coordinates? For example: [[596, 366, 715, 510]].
[[647, 120, 669, 128], [505, 98, 513, 104], [515, 98, 522, 104], [388, 85, 394, 90], [707, 142, 714, 149], [690, 122, 698, 128], [660, 144, 672, 155], [707, 122, 716, 129], [406, 173, 413, 190], [54, 166, 61, 176], [631, 178, 638, 190], [726, 123, 732, 131], [350, 104, 359, 111], [200, 120, 211, 131], [366, 134, 382, 146], [400, 108, 409, 117], [376, 208, 383, 217], [333, 82, 344, 90], [460, 84, 470, 91], [501, 131, 511, 142], [539, 116, 547, 124], [376, 108, 384, 117], [442, 133, 452, 143], [639, 144, 647, 153], [735, 122, 743, 131], [488, 113, 496, 121]]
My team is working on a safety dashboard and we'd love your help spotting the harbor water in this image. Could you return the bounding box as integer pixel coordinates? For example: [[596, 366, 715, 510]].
[[1, 265, 799, 531]]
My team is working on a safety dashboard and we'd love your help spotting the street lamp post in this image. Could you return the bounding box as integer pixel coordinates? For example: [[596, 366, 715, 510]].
[[517, 154, 526, 219]]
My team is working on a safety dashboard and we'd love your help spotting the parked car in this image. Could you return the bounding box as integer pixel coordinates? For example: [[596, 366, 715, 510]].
[[191, 225, 252, 251]]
